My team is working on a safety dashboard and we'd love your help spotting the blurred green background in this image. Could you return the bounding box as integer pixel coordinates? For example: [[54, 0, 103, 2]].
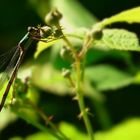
[[0, 0, 140, 140]]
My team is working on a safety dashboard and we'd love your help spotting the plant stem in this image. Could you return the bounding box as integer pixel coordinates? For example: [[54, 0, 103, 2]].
[[75, 58, 94, 140], [62, 35, 94, 140], [27, 99, 69, 140], [62, 35, 77, 55], [15, 110, 64, 140]]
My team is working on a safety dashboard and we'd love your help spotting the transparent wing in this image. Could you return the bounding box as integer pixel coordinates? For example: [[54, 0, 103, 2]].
[[0, 47, 17, 71], [0, 47, 20, 90]]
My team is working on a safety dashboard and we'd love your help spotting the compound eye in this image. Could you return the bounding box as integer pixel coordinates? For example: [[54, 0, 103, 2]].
[[28, 26, 41, 38], [28, 26, 34, 32]]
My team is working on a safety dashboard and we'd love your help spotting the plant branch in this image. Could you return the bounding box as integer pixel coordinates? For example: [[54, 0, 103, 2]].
[[75, 58, 94, 140], [62, 34, 94, 140], [27, 99, 70, 140]]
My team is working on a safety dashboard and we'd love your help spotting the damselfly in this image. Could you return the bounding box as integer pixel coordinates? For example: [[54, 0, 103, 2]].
[[0, 25, 62, 111]]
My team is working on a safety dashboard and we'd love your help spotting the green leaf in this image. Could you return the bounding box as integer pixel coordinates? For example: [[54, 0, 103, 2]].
[[95, 29, 140, 51], [11, 118, 140, 140], [95, 118, 140, 140], [0, 77, 13, 108], [86, 49, 132, 65], [134, 71, 140, 84], [0, 108, 17, 131], [100, 6, 140, 27], [9, 137, 23, 140], [85, 65, 134, 91], [26, 133, 54, 140], [59, 122, 88, 140], [34, 39, 62, 58], [24, 122, 87, 140]]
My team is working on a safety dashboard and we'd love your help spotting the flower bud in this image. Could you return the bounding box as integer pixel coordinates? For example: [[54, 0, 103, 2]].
[[62, 68, 71, 78], [45, 8, 62, 26], [60, 46, 73, 61], [91, 29, 103, 40]]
